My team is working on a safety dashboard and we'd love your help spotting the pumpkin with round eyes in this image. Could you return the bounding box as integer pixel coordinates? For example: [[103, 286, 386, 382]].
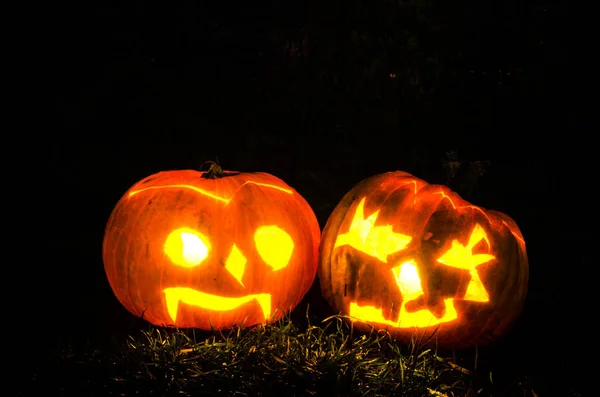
[[318, 171, 528, 349], [102, 163, 321, 330]]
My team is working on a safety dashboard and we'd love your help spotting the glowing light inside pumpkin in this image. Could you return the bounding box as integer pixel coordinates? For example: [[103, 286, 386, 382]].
[[161, 228, 280, 322], [436, 223, 495, 302], [350, 261, 459, 328], [255, 226, 294, 270], [339, 197, 497, 328], [334, 197, 412, 262], [393, 260, 422, 300], [164, 287, 271, 323], [161, 225, 299, 322], [225, 244, 247, 287], [164, 228, 210, 267]]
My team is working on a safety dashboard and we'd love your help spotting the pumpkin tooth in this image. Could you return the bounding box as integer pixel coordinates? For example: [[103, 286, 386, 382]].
[[163, 287, 272, 323], [254, 294, 272, 321], [163, 288, 181, 323]]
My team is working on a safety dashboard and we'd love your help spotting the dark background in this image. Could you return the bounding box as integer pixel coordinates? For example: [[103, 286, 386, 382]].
[[23, 0, 584, 394]]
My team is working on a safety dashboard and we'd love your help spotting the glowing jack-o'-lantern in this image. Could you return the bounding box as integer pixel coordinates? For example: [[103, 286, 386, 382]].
[[318, 171, 528, 349], [102, 164, 320, 330]]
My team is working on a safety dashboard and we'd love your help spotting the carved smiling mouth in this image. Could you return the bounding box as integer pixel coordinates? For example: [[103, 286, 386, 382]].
[[163, 287, 272, 323]]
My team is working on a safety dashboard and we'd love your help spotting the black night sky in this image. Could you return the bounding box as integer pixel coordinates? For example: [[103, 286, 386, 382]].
[[22, 0, 586, 395]]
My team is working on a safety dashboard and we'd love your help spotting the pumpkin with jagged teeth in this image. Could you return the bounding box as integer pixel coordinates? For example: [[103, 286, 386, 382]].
[[318, 171, 528, 349]]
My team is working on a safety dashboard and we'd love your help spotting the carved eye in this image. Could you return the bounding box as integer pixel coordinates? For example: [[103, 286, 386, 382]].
[[333, 197, 412, 263], [164, 228, 210, 267], [436, 223, 495, 303], [254, 225, 294, 271]]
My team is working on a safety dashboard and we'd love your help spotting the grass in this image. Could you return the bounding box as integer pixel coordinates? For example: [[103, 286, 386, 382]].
[[37, 306, 567, 397]]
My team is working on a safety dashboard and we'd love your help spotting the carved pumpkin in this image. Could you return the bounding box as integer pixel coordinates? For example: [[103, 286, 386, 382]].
[[103, 164, 321, 330], [318, 171, 528, 349]]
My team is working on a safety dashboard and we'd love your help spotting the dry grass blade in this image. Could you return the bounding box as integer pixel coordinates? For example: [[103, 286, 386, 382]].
[[50, 309, 575, 396]]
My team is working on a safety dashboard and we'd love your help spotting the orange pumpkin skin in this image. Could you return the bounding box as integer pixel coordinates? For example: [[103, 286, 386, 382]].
[[103, 168, 320, 330], [318, 171, 528, 349]]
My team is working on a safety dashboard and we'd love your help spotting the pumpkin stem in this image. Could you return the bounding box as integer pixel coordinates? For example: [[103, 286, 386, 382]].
[[200, 161, 226, 179]]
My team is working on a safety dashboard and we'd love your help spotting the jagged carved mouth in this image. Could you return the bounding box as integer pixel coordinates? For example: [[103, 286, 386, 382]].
[[163, 287, 272, 323]]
